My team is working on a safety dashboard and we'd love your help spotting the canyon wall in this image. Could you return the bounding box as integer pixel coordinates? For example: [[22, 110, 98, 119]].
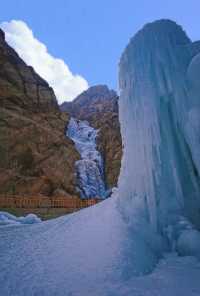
[[0, 28, 79, 197]]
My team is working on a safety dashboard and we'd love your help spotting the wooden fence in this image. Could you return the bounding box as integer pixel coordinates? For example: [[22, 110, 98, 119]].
[[0, 195, 100, 210]]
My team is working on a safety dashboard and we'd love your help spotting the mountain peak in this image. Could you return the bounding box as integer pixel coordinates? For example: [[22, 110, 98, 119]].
[[74, 84, 117, 102], [60, 85, 118, 116]]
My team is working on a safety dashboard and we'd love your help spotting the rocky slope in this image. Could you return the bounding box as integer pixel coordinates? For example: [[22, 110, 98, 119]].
[[0, 28, 79, 197], [60, 85, 122, 189]]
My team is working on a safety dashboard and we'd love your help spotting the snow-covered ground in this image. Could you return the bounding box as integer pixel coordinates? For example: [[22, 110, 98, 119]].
[[67, 118, 106, 198], [0, 198, 200, 296]]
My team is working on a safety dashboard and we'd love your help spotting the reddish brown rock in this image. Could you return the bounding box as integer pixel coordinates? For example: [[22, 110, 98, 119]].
[[0, 28, 79, 197]]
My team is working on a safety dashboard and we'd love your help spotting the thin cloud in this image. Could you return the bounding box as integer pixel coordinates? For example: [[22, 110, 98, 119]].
[[1, 20, 89, 103]]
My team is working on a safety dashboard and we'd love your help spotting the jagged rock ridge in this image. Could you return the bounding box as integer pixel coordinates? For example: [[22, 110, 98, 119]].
[[61, 85, 118, 119]]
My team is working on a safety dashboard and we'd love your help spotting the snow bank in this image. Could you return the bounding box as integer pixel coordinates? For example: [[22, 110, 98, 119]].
[[0, 199, 200, 295], [0, 211, 41, 226]]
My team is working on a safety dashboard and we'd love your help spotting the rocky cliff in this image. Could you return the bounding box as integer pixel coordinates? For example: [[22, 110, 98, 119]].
[[60, 85, 122, 189], [0, 28, 79, 197]]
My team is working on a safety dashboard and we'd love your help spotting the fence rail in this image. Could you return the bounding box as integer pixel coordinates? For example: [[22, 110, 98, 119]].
[[0, 195, 100, 210]]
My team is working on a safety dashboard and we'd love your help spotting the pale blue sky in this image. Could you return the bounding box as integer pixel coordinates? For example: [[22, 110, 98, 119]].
[[1, 0, 200, 91]]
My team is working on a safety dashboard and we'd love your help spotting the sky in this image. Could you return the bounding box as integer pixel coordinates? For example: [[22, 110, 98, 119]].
[[1, 0, 200, 102]]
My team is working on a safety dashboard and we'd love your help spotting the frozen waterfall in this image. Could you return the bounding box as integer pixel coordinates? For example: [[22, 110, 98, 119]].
[[67, 117, 106, 198], [118, 19, 200, 252]]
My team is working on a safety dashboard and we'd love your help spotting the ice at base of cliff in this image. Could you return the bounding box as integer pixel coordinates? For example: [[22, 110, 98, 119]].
[[0, 211, 41, 226], [67, 117, 106, 198]]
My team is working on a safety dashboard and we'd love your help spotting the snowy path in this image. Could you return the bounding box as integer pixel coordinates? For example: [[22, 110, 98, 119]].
[[1, 198, 200, 296]]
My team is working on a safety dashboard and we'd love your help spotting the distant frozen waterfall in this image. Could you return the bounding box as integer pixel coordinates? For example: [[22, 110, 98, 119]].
[[67, 118, 106, 199]]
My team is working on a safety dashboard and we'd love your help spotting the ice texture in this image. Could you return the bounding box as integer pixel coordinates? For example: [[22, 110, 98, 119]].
[[67, 118, 106, 198], [118, 20, 200, 252], [0, 211, 41, 226]]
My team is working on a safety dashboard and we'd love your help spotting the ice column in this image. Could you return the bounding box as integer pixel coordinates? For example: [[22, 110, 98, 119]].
[[117, 20, 200, 235]]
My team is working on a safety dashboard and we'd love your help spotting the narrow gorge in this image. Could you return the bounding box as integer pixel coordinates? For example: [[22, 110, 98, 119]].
[[0, 26, 122, 201]]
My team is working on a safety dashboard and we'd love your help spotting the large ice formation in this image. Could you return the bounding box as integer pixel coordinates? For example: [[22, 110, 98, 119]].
[[118, 19, 200, 253], [67, 118, 106, 198]]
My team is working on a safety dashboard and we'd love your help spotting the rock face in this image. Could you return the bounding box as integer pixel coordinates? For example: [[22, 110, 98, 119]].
[[0, 30, 58, 112], [61, 85, 122, 189], [0, 28, 79, 197], [118, 19, 200, 239], [61, 85, 117, 120]]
